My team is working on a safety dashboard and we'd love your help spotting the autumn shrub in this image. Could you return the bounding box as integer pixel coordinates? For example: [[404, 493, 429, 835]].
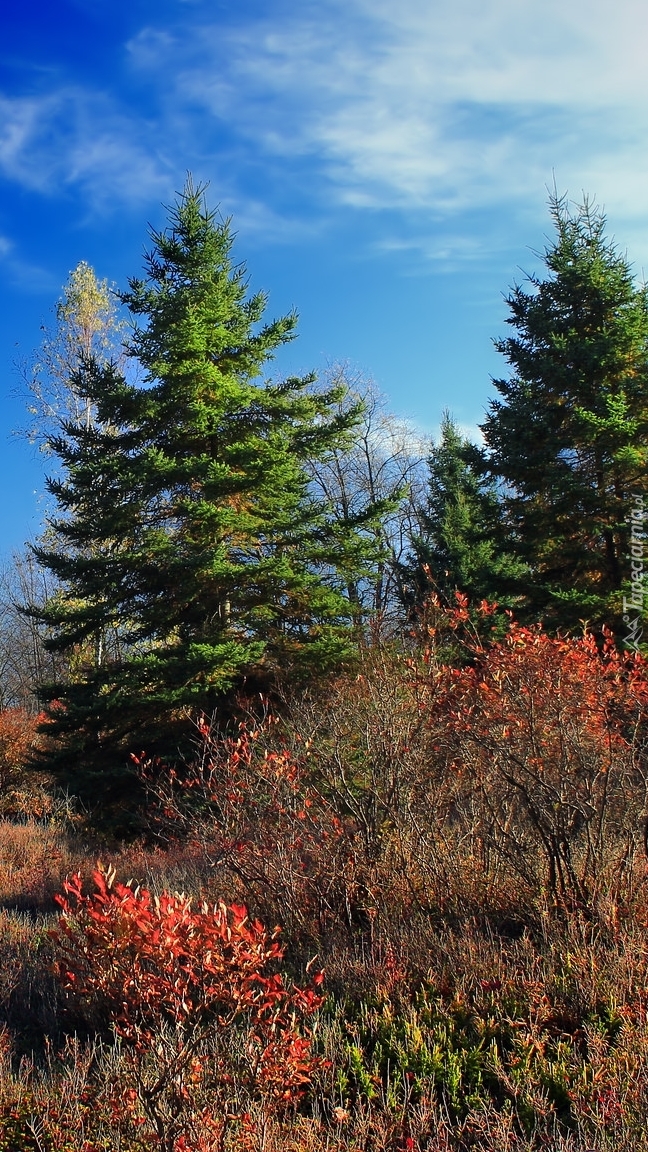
[[136, 637, 466, 959], [134, 594, 648, 956], [4, 910, 648, 1150], [417, 598, 648, 913], [0, 708, 41, 774], [51, 866, 324, 1151], [135, 716, 375, 952], [0, 708, 55, 817], [1, 851, 648, 1147], [288, 597, 648, 930], [9, 596, 645, 1149], [0, 611, 644, 1150]]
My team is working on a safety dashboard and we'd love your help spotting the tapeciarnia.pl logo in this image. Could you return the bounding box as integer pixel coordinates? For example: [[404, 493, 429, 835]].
[[623, 494, 646, 652]]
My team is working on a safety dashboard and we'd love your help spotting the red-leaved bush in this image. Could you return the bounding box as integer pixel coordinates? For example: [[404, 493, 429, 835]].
[[129, 596, 648, 955], [420, 596, 648, 909], [0, 707, 44, 777], [134, 720, 366, 945], [51, 867, 324, 1150]]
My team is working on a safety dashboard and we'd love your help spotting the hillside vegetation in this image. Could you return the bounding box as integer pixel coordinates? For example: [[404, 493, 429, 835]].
[[0, 185, 648, 1149], [0, 603, 645, 1149]]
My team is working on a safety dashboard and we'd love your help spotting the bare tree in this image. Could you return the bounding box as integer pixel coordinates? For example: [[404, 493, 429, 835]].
[[306, 365, 427, 635], [0, 551, 65, 712]]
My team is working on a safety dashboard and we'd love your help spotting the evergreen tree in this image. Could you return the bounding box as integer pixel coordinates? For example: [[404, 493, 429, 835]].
[[31, 183, 380, 798], [402, 413, 522, 611], [483, 194, 648, 632]]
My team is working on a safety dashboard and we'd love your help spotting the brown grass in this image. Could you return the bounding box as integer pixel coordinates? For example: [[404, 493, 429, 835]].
[[2, 618, 648, 1148]]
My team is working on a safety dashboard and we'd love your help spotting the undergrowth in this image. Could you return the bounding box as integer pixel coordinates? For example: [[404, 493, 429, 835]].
[[1, 603, 648, 1148]]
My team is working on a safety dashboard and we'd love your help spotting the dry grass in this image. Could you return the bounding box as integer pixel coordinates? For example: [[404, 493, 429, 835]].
[[2, 618, 648, 1148]]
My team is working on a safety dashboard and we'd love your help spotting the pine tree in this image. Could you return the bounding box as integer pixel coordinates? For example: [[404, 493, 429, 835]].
[[31, 183, 380, 799], [402, 412, 522, 612], [482, 194, 648, 633]]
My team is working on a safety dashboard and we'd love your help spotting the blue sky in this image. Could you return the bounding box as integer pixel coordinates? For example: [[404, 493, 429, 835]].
[[2, 0, 648, 556]]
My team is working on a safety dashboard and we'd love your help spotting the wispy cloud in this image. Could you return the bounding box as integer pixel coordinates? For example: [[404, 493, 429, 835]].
[[138, 0, 648, 236], [0, 89, 173, 209], [4, 0, 648, 253], [0, 233, 57, 293]]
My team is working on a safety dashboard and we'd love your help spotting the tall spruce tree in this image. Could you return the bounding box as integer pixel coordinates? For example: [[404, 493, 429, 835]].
[[483, 194, 648, 632], [402, 412, 522, 611], [31, 183, 380, 799]]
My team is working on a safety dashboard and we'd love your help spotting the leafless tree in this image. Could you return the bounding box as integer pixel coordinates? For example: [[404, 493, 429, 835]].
[[0, 551, 65, 712], [306, 365, 428, 635]]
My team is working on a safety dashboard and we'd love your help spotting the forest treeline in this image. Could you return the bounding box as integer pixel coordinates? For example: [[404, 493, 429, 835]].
[[0, 182, 646, 798]]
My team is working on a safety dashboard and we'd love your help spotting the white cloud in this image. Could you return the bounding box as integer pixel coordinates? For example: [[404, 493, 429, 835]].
[[0, 233, 57, 292], [374, 232, 491, 273], [139, 0, 648, 240], [0, 89, 173, 209], [5, 0, 648, 255]]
